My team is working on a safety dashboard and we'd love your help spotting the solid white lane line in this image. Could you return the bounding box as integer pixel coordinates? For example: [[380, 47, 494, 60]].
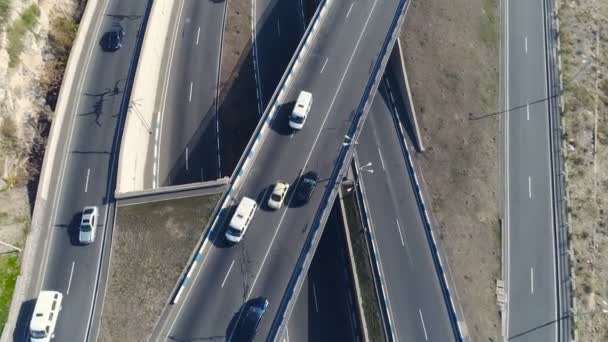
[[84, 168, 91, 193], [244, 0, 379, 314], [285, 326, 289, 342], [528, 176, 532, 198], [320, 58, 328, 74], [346, 2, 354, 18], [524, 36, 528, 54], [189, 82, 193, 102], [530, 267, 534, 294], [277, 20, 281, 36], [526, 103, 530, 120], [377, 147, 386, 170], [221, 260, 235, 288], [67, 261, 75, 295], [196, 26, 200, 45], [185, 147, 189, 171], [396, 219, 405, 247], [313, 283, 319, 312], [419, 309, 429, 341]]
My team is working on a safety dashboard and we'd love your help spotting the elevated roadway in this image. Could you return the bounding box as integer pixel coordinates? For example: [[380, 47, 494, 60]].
[[154, 0, 410, 340], [354, 74, 459, 341]]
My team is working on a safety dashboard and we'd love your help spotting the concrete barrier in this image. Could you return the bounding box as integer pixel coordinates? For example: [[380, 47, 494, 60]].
[[338, 186, 371, 342], [115, 0, 176, 193], [1, 0, 105, 339], [389, 37, 425, 152], [169, 0, 333, 306]]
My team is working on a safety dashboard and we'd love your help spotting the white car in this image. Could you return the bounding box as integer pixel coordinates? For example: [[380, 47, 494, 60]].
[[268, 181, 290, 210], [79, 206, 98, 244]]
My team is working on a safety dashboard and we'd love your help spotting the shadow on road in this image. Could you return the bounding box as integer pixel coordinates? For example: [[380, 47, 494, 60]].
[[12, 299, 35, 342]]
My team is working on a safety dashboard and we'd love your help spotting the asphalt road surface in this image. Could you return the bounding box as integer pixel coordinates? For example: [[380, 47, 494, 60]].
[[154, 0, 407, 340], [152, 0, 226, 187], [284, 207, 359, 342], [253, 0, 306, 109], [14, 0, 151, 340], [355, 75, 458, 341], [504, 0, 557, 340]]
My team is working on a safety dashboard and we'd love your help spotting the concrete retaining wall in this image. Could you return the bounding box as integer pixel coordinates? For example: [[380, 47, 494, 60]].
[[115, 0, 176, 193]]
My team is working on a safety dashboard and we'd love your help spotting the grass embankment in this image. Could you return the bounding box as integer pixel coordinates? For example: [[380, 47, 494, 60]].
[[99, 194, 222, 341], [341, 187, 386, 342], [0, 255, 20, 333], [7, 4, 40, 67]]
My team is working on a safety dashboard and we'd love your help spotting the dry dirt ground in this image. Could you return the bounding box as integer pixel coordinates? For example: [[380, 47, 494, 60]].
[[557, 0, 608, 340], [98, 194, 221, 341], [400, 0, 501, 340]]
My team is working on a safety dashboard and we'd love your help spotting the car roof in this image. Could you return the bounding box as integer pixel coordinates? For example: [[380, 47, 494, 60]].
[[30, 291, 62, 331], [230, 197, 257, 228]]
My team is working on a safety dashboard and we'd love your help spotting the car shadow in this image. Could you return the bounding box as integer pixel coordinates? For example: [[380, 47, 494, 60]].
[[257, 184, 277, 211], [270, 101, 297, 136], [209, 204, 236, 249], [66, 213, 83, 246], [13, 299, 35, 342]]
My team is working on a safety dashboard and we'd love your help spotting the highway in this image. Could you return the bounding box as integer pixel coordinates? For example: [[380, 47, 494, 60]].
[[354, 74, 458, 341], [13, 0, 151, 340], [504, 0, 557, 340], [284, 207, 359, 342], [253, 0, 457, 340], [253, 0, 305, 109], [150, 0, 226, 187], [155, 0, 407, 340]]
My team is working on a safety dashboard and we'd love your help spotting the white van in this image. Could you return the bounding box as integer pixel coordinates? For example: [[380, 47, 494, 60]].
[[225, 197, 258, 243], [29, 291, 63, 342], [289, 91, 313, 130]]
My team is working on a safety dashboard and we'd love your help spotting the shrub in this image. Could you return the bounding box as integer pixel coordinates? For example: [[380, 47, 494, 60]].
[[0, 0, 10, 27], [7, 4, 40, 67]]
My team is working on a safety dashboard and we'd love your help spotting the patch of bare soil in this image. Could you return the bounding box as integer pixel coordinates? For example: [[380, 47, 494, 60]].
[[558, 0, 608, 339], [400, 0, 500, 340], [218, 0, 259, 176], [98, 194, 221, 342]]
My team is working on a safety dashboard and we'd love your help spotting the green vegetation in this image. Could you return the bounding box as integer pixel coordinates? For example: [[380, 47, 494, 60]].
[[480, 0, 497, 47], [49, 16, 78, 60], [342, 189, 386, 342], [0, 0, 11, 27], [0, 255, 20, 333], [7, 4, 40, 67]]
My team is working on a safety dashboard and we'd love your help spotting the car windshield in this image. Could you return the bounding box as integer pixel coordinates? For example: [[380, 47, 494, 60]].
[[81, 224, 92, 232], [30, 330, 47, 338], [227, 227, 242, 237], [271, 193, 282, 201], [291, 115, 304, 123]]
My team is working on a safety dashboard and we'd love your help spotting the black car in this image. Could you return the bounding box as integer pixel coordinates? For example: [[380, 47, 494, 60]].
[[100, 26, 125, 52], [296, 171, 318, 204], [232, 297, 269, 341]]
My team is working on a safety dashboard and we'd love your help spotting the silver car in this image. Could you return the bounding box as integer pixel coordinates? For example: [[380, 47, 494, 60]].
[[79, 206, 98, 244]]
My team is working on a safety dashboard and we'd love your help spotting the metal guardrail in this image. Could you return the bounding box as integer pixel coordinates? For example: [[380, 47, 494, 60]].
[[542, 0, 572, 340], [171, 0, 332, 304], [268, 1, 414, 340]]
